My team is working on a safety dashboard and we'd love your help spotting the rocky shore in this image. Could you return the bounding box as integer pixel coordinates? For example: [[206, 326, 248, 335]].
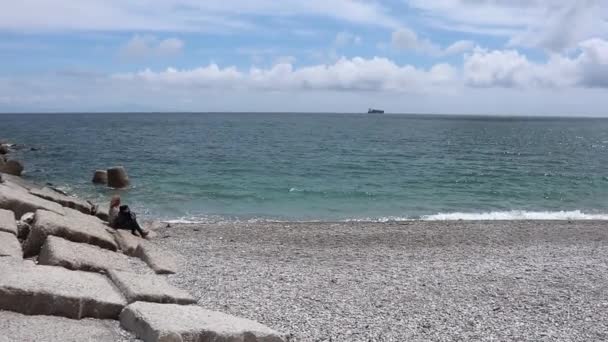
[[0, 141, 287, 342], [154, 220, 608, 341]]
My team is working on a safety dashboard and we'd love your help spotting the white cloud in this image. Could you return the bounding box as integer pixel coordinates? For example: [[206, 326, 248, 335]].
[[114, 57, 457, 93], [463, 38, 608, 88], [391, 28, 473, 56], [406, 0, 608, 51], [120, 35, 184, 59], [0, 0, 399, 32]]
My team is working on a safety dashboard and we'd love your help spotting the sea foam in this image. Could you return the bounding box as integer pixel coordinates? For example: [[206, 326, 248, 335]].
[[421, 210, 608, 221]]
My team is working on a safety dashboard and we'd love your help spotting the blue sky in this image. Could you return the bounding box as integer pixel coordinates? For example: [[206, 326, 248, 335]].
[[1, 0, 608, 115]]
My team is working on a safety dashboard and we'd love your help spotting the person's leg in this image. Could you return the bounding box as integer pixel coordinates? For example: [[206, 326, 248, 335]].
[[126, 216, 147, 237]]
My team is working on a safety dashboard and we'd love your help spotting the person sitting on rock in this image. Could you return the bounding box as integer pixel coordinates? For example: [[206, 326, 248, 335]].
[[109, 195, 148, 237]]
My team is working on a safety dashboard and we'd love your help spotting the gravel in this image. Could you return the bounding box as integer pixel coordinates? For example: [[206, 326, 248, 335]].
[[153, 220, 608, 342]]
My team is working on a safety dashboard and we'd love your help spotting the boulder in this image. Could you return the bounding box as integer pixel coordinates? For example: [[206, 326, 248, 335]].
[[38, 236, 131, 273], [92, 170, 108, 185], [0, 310, 130, 342], [0, 160, 24, 176], [107, 166, 129, 188], [0, 260, 126, 319], [0, 208, 17, 235], [0, 184, 65, 218], [120, 302, 286, 342], [135, 241, 178, 274], [108, 270, 196, 305], [23, 209, 117, 257], [0, 231, 22, 258], [0, 144, 8, 154], [30, 187, 93, 214]]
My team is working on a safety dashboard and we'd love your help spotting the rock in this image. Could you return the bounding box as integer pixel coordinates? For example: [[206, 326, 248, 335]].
[[30, 187, 93, 214], [108, 270, 196, 305], [0, 160, 24, 176], [0, 208, 17, 236], [107, 166, 130, 189], [0, 173, 36, 191], [92, 170, 108, 185], [23, 209, 117, 257], [0, 183, 65, 219], [0, 231, 22, 258], [96, 205, 110, 222], [135, 241, 178, 274], [120, 302, 286, 342], [113, 229, 144, 256], [0, 260, 126, 319], [0, 310, 131, 342], [0, 144, 8, 154], [38, 236, 131, 273]]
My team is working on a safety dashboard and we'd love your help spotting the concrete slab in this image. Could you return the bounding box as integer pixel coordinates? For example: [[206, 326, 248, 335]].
[[0, 208, 17, 235], [134, 242, 178, 274], [108, 270, 196, 305], [114, 229, 144, 256], [0, 231, 22, 259], [0, 310, 136, 342], [23, 209, 117, 257], [30, 187, 93, 214], [0, 260, 126, 319], [120, 302, 286, 342], [0, 184, 64, 219], [38, 236, 131, 273]]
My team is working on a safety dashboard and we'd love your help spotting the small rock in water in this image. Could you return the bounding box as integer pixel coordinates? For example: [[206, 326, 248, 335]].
[[106, 166, 129, 188], [92, 170, 108, 185]]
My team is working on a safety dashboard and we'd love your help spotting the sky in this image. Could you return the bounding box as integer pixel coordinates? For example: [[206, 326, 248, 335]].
[[1, 0, 607, 115]]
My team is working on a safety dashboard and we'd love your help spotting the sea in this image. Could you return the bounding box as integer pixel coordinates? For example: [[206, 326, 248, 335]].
[[2, 112, 608, 222]]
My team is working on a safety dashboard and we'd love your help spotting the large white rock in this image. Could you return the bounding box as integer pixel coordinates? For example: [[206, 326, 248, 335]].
[[135, 242, 178, 274], [0, 208, 17, 236], [23, 209, 117, 257], [0, 231, 22, 259], [0, 310, 131, 342], [0, 260, 126, 319], [0, 184, 65, 219], [30, 187, 93, 214], [108, 270, 196, 305], [120, 302, 286, 342], [38, 236, 131, 273]]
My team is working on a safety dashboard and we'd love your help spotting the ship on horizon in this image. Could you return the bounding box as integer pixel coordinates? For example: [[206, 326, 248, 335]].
[[368, 108, 384, 114]]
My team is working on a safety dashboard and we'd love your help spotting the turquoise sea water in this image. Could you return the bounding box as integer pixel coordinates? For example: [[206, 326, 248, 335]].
[[2, 113, 608, 221]]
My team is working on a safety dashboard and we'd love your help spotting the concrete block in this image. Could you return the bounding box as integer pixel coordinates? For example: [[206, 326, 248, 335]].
[[23, 209, 117, 257], [0, 184, 64, 219], [109, 270, 196, 305], [0, 260, 126, 319], [0, 310, 131, 342], [38, 236, 131, 273], [0, 208, 17, 235], [0, 231, 22, 259], [30, 187, 93, 214], [120, 302, 286, 342], [135, 242, 177, 274]]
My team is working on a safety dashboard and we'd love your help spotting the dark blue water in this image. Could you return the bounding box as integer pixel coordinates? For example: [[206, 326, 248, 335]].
[[3, 113, 608, 221]]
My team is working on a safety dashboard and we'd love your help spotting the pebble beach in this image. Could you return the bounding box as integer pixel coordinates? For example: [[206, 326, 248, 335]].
[[155, 220, 608, 341]]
